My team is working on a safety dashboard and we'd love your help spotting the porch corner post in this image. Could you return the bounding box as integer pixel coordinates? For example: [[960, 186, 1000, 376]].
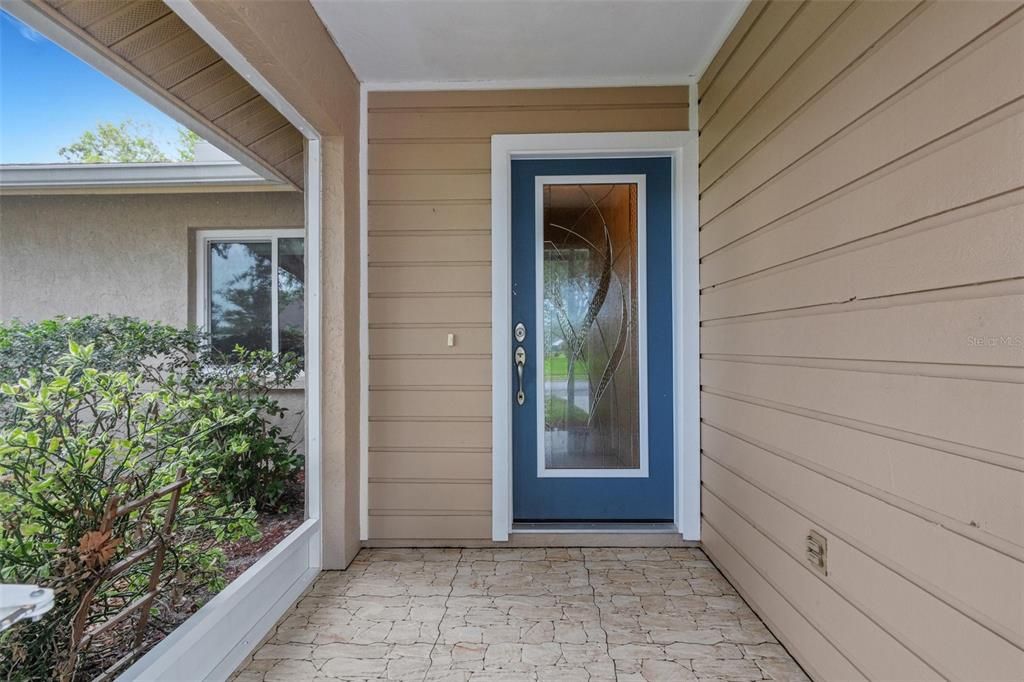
[[320, 135, 362, 569]]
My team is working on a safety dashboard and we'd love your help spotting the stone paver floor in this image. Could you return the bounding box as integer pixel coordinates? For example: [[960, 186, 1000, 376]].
[[233, 547, 809, 681]]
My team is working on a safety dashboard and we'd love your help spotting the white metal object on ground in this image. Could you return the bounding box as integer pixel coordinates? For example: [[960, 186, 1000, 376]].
[[0, 584, 55, 632]]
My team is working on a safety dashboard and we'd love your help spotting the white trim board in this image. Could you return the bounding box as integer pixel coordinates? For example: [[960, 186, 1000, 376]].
[[0, 161, 284, 192], [359, 83, 370, 542], [531, 174, 650, 480], [121, 520, 320, 681], [304, 139, 325, 570], [490, 131, 700, 542], [363, 75, 695, 92]]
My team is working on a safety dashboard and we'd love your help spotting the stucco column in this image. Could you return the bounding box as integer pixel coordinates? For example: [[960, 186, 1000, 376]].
[[319, 135, 362, 569], [189, 0, 365, 568]]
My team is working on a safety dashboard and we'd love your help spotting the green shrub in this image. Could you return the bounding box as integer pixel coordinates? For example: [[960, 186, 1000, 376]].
[[0, 316, 304, 513], [183, 347, 302, 513], [0, 316, 201, 388], [0, 317, 304, 679], [0, 343, 257, 681]]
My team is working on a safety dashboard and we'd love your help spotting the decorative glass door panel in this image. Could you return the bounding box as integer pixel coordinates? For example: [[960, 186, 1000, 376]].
[[540, 182, 645, 473], [511, 158, 674, 522]]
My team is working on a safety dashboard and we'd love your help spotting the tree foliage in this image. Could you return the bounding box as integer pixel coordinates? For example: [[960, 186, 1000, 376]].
[[57, 120, 200, 164], [176, 128, 201, 162]]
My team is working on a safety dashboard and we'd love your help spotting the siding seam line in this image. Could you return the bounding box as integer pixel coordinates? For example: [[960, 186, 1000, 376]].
[[369, 200, 491, 206], [703, 459, 1024, 654], [700, 184, 1024, 286], [699, 535, 828, 682], [369, 170, 490, 176], [700, 0, 813, 134], [368, 386, 491, 391], [700, 515, 872, 680], [699, 354, 1024, 384], [368, 448, 490, 453], [701, 0, 860, 162], [699, 94, 1024, 256], [369, 510, 490, 516], [700, 0, 924, 196], [700, 276, 1024, 325], [700, 388, 1024, 473], [702, 3, 1023, 213], [369, 230, 490, 236], [369, 478, 490, 484], [369, 356, 491, 361], [701, 417, 1024, 559], [369, 261, 492, 268], [370, 417, 491, 422], [699, 1, 771, 99], [369, 324, 492, 330], [369, 293, 491, 299], [699, 187, 1024, 291], [702, 488, 953, 680]]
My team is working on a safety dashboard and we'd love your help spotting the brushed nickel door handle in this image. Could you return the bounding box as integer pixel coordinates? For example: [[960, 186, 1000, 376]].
[[514, 346, 527, 406]]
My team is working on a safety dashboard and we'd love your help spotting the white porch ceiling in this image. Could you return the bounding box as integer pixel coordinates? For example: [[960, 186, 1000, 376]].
[[311, 0, 747, 87]]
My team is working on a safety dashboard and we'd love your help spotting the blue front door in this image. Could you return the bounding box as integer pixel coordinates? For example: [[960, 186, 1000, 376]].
[[511, 157, 674, 521]]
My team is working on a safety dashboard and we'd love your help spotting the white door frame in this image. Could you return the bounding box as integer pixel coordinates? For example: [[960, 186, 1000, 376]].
[[490, 131, 700, 542]]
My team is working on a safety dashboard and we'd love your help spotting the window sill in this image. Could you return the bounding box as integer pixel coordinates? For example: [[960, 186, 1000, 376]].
[[197, 365, 306, 392], [276, 371, 305, 392]]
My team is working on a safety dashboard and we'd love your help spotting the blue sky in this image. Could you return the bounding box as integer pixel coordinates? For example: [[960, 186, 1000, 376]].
[[0, 10, 186, 163]]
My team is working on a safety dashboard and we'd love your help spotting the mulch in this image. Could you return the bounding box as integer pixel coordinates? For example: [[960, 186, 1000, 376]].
[[79, 502, 304, 680]]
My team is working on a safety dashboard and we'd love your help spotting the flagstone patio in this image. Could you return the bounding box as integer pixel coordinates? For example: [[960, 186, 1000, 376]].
[[232, 547, 808, 681]]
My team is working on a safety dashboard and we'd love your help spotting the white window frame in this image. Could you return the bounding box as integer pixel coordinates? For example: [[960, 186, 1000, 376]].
[[491, 131, 700, 542], [533, 174, 649, 479], [194, 227, 306, 356]]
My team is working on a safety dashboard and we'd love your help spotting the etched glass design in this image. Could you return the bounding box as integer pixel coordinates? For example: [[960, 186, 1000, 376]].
[[542, 183, 640, 470]]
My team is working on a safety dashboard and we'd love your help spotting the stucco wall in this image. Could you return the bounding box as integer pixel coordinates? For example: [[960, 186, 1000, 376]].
[[0, 190, 307, 451], [698, 1, 1024, 678]]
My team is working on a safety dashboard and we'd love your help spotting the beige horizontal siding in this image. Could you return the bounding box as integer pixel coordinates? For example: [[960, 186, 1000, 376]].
[[368, 514, 491, 541], [700, 195, 1024, 319], [367, 86, 689, 542], [699, 1, 1024, 679]]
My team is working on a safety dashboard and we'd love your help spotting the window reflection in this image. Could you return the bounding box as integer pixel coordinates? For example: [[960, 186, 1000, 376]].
[[278, 237, 305, 363], [209, 241, 273, 356]]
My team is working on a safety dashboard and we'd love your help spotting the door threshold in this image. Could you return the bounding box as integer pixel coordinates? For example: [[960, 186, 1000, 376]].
[[511, 522, 677, 534]]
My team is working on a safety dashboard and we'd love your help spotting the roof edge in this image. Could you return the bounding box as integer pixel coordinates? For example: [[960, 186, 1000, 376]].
[[0, 160, 293, 193]]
